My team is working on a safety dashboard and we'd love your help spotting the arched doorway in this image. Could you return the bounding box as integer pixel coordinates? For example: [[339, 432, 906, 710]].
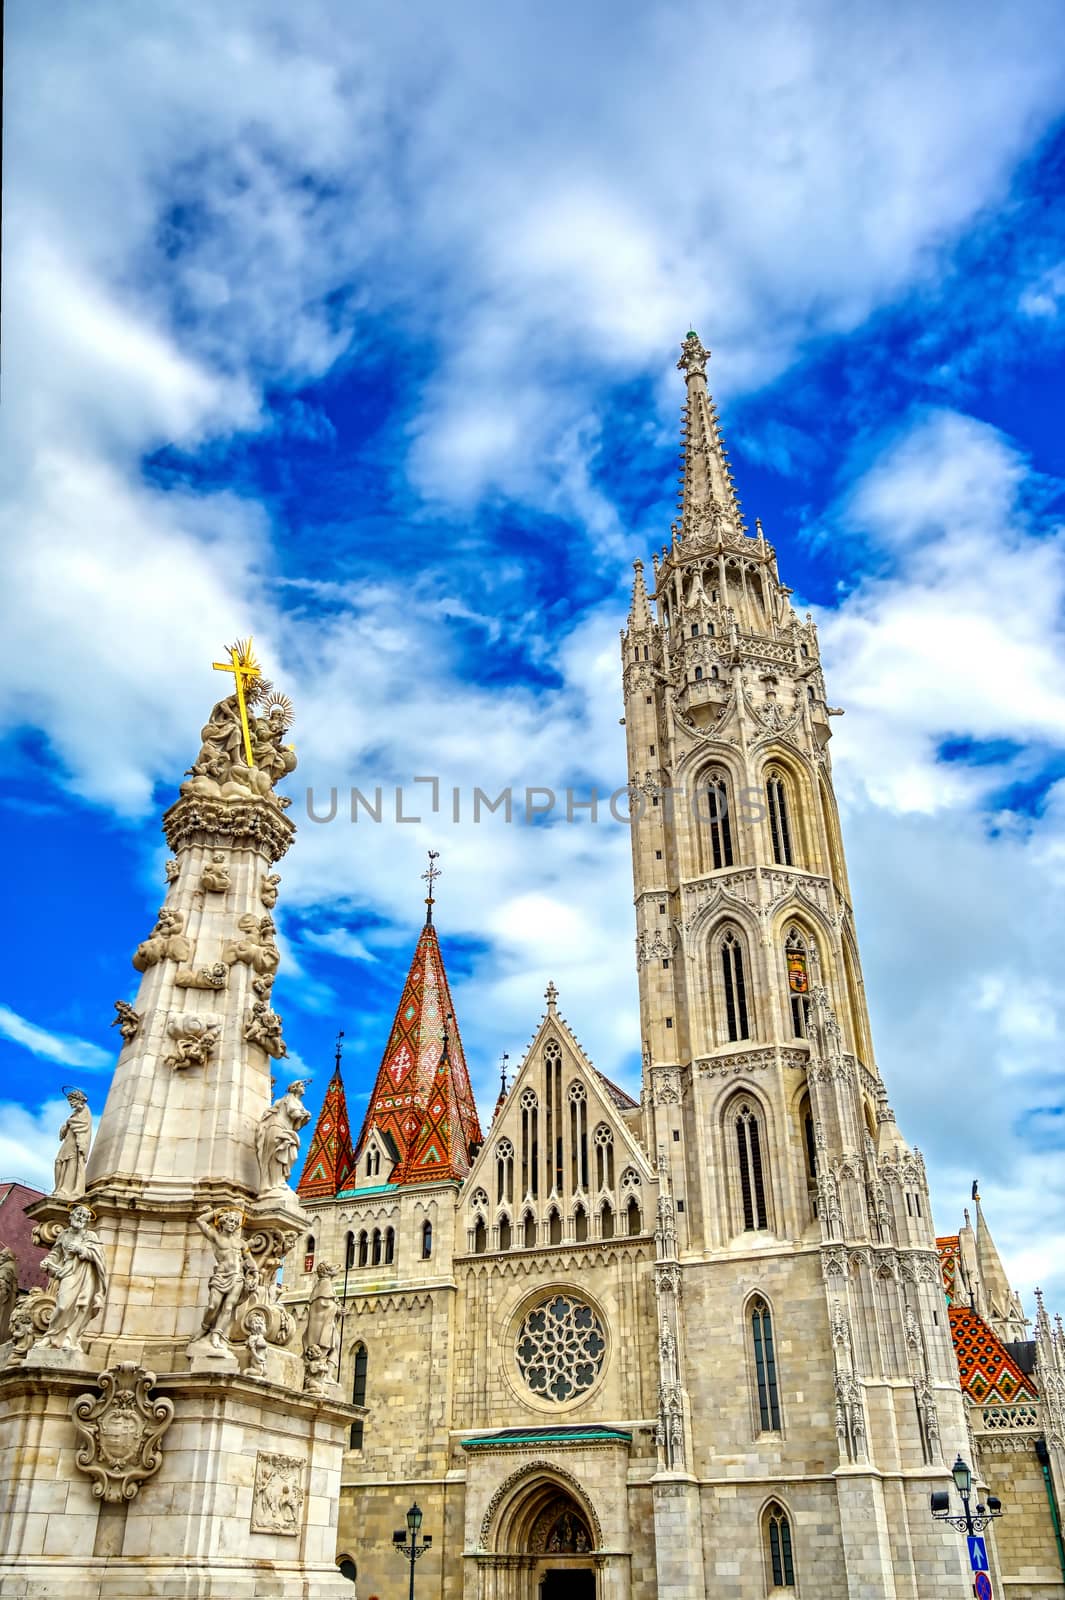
[[479, 1466, 602, 1600]]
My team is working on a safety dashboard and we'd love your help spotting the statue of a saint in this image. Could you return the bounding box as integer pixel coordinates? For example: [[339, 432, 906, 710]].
[[0, 1246, 18, 1343], [53, 1089, 92, 1200], [303, 1262, 340, 1379], [254, 1081, 310, 1192], [191, 1208, 250, 1353], [35, 1205, 108, 1353]]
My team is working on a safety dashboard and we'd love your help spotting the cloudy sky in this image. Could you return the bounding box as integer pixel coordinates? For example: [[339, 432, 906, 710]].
[[2, 1, 1064, 1304]]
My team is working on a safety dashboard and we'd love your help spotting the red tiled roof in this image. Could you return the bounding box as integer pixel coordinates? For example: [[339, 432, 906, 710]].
[[297, 1067, 356, 1200], [948, 1304, 1037, 1404], [0, 1182, 48, 1290]]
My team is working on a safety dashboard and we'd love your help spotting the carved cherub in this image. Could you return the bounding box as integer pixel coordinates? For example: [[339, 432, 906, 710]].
[[111, 1001, 141, 1043], [260, 873, 281, 910], [132, 908, 191, 972], [245, 1310, 269, 1378], [244, 1001, 287, 1059], [164, 859, 180, 883], [199, 852, 231, 894], [164, 1015, 221, 1070], [223, 914, 280, 979]]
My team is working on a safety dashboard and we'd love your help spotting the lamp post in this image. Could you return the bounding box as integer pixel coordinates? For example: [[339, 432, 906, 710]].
[[930, 1454, 1004, 1542], [393, 1501, 432, 1600]]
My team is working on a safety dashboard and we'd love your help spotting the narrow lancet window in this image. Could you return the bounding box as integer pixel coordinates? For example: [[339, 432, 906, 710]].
[[766, 772, 794, 866], [706, 772, 734, 869], [721, 931, 751, 1041], [751, 1300, 781, 1431], [736, 1102, 768, 1230], [764, 1501, 794, 1586]]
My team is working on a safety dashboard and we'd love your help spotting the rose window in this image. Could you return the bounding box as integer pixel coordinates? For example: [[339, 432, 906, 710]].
[[515, 1294, 607, 1402]]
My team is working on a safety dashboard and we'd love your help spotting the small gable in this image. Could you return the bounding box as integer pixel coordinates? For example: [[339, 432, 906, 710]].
[[462, 992, 654, 1252]]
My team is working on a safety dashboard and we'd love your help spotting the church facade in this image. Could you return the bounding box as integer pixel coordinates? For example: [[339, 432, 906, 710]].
[[286, 334, 1065, 1599]]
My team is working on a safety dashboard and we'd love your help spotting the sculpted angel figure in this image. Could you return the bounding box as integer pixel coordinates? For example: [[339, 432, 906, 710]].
[[53, 1089, 92, 1200], [36, 1205, 108, 1353], [192, 1208, 250, 1352], [223, 913, 281, 979], [199, 852, 231, 893], [132, 907, 191, 972], [255, 1081, 311, 1192], [245, 1309, 269, 1378]]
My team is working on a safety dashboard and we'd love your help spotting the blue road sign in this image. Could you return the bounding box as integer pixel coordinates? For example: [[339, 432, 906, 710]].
[[968, 1535, 989, 1572], [974, 1571, 993, 1600]]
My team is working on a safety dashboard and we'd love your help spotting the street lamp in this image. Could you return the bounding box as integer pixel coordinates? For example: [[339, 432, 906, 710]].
[[930, 1455, 1004, 1536], [393, 1502, 432, 1600]]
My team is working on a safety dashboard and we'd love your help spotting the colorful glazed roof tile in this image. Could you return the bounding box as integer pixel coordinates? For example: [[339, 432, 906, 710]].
[[948, 1304, 1037, 1403], [353, 921, 482, 1185], [937, 1235, 960, 1302], [297, 1063, 356, 1200]]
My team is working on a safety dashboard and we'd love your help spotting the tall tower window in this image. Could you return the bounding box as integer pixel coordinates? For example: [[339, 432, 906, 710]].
[[497, 1138, 514, 1206], [704, 772, 734, 869], [720, 930, 751, 1041], [750, 1298, 781, 1430], [350, 1342, 368, 1449], [763, 1500, 794, 1586], [421, 1220, 433, 1259], [766, 771, 794, 866], [785, 927, 811, 1037], [735, 1102, 768, 1230]]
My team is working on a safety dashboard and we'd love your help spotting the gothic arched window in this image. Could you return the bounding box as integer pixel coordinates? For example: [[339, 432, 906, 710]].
[[520, 1088, 539, 1200], [344, 1231, 355, 1270], [473, 1218, 487, 1254], [751, 1300, 781, 1432], [626, 1197, 641, 1236], [497, 1139, 514, 1207], [371, 1228, 382, 1266], [357, 1230, 368, 1268], [548, 1208, 563, 1245], [421, 1220, 433, 1259], [766, 771, 794, 866], [304, 1234, 315, 1273], [763, 1500, 794, 1586], [785, 927, 811, 1038], [704, 771, 734, 870], [594, 1124, 614, 1191], [498, 1215, 512, 1251], [523, 1212, 537, 1249], [720, 930, 751, 1041], [350, 1342, 368, 1449], [600, 1202, 615, 1239], [735, 1101, 768, 1231], [384, 1227, 395, 1265], [574, 1204, 589, 1242]]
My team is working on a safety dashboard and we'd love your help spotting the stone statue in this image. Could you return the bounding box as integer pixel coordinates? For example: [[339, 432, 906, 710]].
[[184, 687, 296, 804], [54, 1089, 92, 1200], [6, 1298, 36, 1360], [164, 858, 180, 883], [302, 1344, 331, 1396], [111, 1000, 141, 1043], [35, 1205, 108, 1353], [163, 1014, 222, 1070], [223, 913, 281, 979], [303, 1262, 340, 1379], [132, 907, 191, 972], [255, 1081, 310, 1192], [199, 852, 231, 893], [0, 1246, 18, 1343], [245, 1310, 269, 1379], [190, 1208, 251, 1355], [260, 873, 281, 909], [244, 1001, 287, 1059]]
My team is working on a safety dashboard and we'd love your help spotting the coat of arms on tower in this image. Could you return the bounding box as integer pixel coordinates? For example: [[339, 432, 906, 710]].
[[787, 951, 809, 993], [71, 1363, 175, 1503]]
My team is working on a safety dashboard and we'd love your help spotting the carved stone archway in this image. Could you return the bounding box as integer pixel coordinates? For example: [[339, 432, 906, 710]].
[[474, 1462, 603, 1600]]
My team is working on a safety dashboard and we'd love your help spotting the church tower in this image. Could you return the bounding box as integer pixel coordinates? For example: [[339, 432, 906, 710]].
[[621, 333, 974, 1598]]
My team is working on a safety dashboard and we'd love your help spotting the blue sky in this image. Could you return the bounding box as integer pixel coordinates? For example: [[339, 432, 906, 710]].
[[2, 1, 1065, 1303]]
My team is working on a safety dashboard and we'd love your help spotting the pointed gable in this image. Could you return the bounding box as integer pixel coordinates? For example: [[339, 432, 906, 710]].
[[297, 1065, 356, 1200], [462, 986, 654, 1245], [351, 921, 482, 1185]]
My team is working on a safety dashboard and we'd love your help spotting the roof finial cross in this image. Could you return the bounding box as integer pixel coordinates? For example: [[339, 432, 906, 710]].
[[422, 850, 441, 925], [334, 1029, 345, 1074], [545, 980, 558, 1014]]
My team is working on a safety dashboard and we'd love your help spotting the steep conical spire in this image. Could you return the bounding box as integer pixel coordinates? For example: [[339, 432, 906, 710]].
[[352, 920, 482, 1183], [297, 1033, 356, 1199], [675, 330, 745, 543], [628, 559, 653, 630], [973, 1182, 1027, 1339]]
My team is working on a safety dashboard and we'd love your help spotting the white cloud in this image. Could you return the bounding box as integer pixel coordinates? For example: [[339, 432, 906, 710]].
[[0, 1007, 111, 1072], [0, 1099, 70, 1192]]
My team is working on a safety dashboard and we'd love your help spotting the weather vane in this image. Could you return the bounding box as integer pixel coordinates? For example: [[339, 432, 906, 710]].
[[422, 850, 441, 924], [499, 1051, 510, 1096], [335, 1029, 345, 1073], [212, 637, 262, 767]]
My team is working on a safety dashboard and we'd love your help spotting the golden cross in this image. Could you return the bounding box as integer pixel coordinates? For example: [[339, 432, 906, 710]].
[[212, 638, 261, 767]]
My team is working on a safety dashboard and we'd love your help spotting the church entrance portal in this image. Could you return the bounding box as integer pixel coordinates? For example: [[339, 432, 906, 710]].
[[478, 1474, 601, 1600]]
